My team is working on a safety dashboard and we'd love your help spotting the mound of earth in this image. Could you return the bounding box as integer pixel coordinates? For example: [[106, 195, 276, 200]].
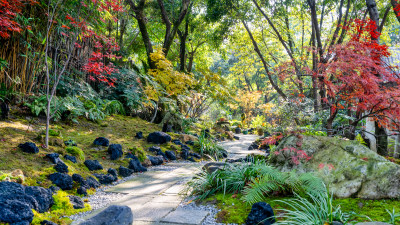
[[269, 135, 400, 199]]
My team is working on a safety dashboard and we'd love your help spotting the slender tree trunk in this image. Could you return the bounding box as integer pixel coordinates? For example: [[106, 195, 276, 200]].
[[392, 0, 400, 23]]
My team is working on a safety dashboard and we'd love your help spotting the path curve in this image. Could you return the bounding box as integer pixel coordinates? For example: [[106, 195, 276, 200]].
[[72, 134, 261, 225]]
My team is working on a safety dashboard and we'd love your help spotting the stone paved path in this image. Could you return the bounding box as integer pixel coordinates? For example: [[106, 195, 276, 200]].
[[74, 134, 261, 225]]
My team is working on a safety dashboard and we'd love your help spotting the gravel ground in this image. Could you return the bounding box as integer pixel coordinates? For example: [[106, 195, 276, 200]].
[[179, 196, 237, 225]]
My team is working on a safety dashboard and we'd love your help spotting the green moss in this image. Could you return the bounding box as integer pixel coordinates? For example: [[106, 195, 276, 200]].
[[207, 192, 400, 224], [49, 129, 61, 137], [129, 146, 146, 162], [31, 190, 91, 225], [66, 146, 85, 161]]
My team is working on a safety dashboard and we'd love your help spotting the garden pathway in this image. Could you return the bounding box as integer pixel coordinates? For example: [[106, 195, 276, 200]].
[[73, 134, 261, 225]]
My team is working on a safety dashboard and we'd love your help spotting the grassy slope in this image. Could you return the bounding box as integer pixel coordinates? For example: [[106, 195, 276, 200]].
[[0, 114, 184, 224]]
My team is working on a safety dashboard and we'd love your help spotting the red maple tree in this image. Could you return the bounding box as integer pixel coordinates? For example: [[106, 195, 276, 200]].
[[316, 19, 400, 134], [0, 0, 35, 38]]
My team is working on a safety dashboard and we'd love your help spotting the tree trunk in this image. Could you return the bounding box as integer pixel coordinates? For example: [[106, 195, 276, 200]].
[[392, 0, 400, 24], [376, 121, 388, 156]]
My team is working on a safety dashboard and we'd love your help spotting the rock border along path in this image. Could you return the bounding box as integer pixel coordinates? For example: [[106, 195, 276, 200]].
[[73, 134, 261, 225]]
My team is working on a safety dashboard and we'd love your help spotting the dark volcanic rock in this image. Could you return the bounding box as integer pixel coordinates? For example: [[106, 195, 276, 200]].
[[77, 186, 87, 196], [128, 157, 147, 172], [46, 153, 60, 164], [148, 146, 162, 153], [235, 127, 241, 134], [108, 144, 123, 160], [64, 154, 77, 163], [118, 166, 134, 177], [25, 186, 53, 213], [189, 152, 201, 159], [172, 139, 183, 146], [165, 151, 176, 160], [48, 186, 60, 194], [41, 220, 58, 225], [18, 142, 39, 154], [203, 162, 227, 174], [147, 155, 164, 166], [245, 202, 275, 225], [0, 194, 39, 212], [0, 181, 25, 195], [188, 157, 196, 162], [48, 173, 73, 190], [86, 176, 101, 189], [93, 137, 109, 147], [69, 195, 85, 209], [84, 160, 103, 171], [79, 205, 133, 225], [135, 132, 143, 139], [0, 199, 34, 224], [108, 168, 118, 177], [162, 123, 173, 132], [233, 136, 240, 140], [54, 161, 69, 173], [180, 149, 189, 160], [147, 132, 171, 144], [72, 174, 85, 184], [94, 174, 117, 185]]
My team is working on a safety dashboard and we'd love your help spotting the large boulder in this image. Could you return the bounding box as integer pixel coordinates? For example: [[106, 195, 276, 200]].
[[270, 135, 400, 199], [147, 132, 171, 144], [84, 160, 103, 171], [24, 186, 53, 213], [48, 173, 73, 190], [108, 144, 123, 160], [18, 142, 39, 154], [85, 176, 101, 189], [108, 168, 118, 177], [79, 205, 133, 225], [0, 199, 34, 224], [245, 202, 275, 225]]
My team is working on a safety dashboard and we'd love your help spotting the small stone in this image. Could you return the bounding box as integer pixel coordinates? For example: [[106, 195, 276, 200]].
[[94, 174, 117, 184], [108, 144, 123, 160], [69, 195, 85, 209], [147, 131, 171, 144], [165, 151, 176, 160], [48, 173, 73, 190], [135, 132, 143, 139], [118, 166, 134, 177], [41, 220, 58, 225], [245, 202, 275, 225], [77, 186, 87, 196], [203, 162, 227, 174], [128, 157, 147, 172], [107, 168, 118, 177], [64, 139, 77, 147], [46, 153, 60, 164], [18, 142, 39, 154], [84, 160, 103, 171], [93, 137, 109, 147], [64, 155, 77, 163], [147, 155, 164, 166], [54, 161, 68, 173]]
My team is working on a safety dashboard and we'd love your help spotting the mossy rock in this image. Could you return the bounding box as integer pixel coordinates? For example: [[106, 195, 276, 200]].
[[66, 147, 85, 161], [270, 135, 400, 199]]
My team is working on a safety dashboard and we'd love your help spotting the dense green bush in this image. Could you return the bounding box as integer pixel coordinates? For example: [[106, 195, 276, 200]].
[[197, 132, 226, 160], [65, 147, 85, 161]]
